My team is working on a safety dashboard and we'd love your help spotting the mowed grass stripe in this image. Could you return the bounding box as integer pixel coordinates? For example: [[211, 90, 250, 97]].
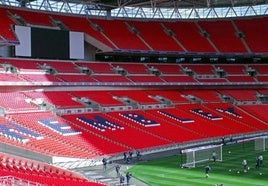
[[128, 141, 268, 186]]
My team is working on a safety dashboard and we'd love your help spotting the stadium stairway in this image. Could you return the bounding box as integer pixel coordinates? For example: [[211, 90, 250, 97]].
[[75, 162, 148, 186]]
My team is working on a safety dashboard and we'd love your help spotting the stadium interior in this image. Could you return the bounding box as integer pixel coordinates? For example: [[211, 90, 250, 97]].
[[0, 0, 268, 185]]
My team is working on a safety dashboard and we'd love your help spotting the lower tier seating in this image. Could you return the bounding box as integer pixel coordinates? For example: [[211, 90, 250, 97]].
[[0, 153, 103, 186]]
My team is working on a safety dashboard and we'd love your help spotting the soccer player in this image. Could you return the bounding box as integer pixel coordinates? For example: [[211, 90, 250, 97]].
[[242, 159, 247, 172], [259, 154, 264, 167], [205, 165, 211, 178], [212, 151, 217, 162], [256, 157, 260, 169]]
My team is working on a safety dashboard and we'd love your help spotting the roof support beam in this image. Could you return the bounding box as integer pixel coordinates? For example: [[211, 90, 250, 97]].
[[0, 0, 267, 19]]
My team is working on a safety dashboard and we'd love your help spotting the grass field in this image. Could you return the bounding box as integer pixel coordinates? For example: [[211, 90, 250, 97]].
[[128, 140, 268, 186]]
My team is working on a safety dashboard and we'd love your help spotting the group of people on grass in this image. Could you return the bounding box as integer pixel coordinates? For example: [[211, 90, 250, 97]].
[[242, 154, 264, 172], [205, 151, 264, 178]]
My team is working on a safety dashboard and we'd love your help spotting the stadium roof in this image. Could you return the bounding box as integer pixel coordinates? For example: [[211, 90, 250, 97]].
[[2, 0, 267, 18], [78, 0, 267, 10]]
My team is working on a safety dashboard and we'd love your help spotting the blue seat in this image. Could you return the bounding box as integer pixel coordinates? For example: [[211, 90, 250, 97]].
[[38, 119, 81, 136], [158, 111, 194, 123], [191, 109, 222, 120], [121, 113, 160, 127]]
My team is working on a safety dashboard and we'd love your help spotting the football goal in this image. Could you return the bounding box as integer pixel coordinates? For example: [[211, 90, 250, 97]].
[[254, 136, 267, 151], [237, 136, 268, 152], [181, 144, 222, 168]]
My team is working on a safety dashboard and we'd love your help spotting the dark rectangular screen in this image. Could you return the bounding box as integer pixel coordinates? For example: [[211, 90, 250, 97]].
[[31, 27, 69, 59]]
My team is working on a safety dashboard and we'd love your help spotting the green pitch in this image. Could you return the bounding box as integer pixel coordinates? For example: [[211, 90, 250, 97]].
[[128, 141, 268, 186]]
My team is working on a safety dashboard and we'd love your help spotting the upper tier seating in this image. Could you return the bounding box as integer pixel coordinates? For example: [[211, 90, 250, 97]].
[[0, 8, 18, 43], [2, 7, 267, 54], [198, 20, 247, 52], [8, 8, 52, 27], [92, 19, 149, 51], [52, 14, 115, 49], [235, 17, 268, 52], [127, 20, 184, 52], [163, 21, 215, 52]]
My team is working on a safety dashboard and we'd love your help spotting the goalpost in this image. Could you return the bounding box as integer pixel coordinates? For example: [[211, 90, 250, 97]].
[[181, 144, 222, 168], [254, 136, 267, 151], [255, 137, 266, 151], [237, 136, 268, 152]]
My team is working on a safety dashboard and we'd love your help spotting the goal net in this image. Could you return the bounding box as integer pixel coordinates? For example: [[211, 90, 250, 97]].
[[237, 136, 268, 152], [254, 137, 267, 151], [181, 144, 222, 168]]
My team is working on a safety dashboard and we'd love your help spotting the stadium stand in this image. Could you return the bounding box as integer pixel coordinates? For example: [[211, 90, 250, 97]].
[[92, 19, 149, 51], [0, 8, 18, 44], [51, 14, 115, 50], [0, 153, 103, 185], [163, 21, 215, 52], [0, 2, 267, 186], [234, 17, 268, 52], [197, 20, 248, 53], [75, 61, 115, 74], [127, 20, 184, 52], [147, 63, 184, 74]]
